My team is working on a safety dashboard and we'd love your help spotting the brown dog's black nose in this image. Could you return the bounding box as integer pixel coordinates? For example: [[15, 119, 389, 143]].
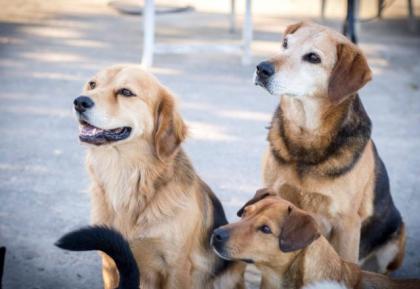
[[256, 61, 275, 79], [212, 228, 230, 244], [74, 96, 94, 113]]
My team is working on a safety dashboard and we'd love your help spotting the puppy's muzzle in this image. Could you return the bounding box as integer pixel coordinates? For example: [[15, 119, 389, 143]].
[[74, 96, 94, 113], [255, 61, 275, 87], [211, 228, 230, 257]]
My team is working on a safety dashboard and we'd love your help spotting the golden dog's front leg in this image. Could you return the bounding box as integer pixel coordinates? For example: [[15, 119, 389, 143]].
[[330, 214, 362, 263], [164, 258, 193, 289], [101, 252, 119, 289]]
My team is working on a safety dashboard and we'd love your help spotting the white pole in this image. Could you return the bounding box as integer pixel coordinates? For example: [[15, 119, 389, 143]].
[[241, 0, 252, 65], [230, 0, 236, 33], [320, 0, 327, 20], [141, 0, 155, 67]]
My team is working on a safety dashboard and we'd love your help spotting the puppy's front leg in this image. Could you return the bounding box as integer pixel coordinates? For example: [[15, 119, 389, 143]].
[[101, 252, 119, 289], [330, 214, 361, 263]]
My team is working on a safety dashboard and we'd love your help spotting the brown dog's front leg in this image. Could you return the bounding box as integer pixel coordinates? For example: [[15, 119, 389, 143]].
[[101, 252, 119, 289], [330, 214, 361, 263]]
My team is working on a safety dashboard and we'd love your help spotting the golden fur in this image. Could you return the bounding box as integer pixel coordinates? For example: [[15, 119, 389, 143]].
[[76, 64, 245, 289]]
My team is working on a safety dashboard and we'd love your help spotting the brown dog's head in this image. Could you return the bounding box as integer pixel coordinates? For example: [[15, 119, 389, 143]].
[[211, 195, 320, 267], [73, 64, 187, 160], [254, 22, 372, 104]]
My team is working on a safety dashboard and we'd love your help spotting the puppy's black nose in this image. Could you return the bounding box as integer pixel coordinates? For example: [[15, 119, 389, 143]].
[[256, 61, 275, 79], [74, 96, 94, 113], [212, 228, 230, 244]]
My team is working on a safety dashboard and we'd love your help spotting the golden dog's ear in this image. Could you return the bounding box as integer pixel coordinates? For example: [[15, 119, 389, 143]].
[[153, 89, 187, 161], [328, 43, 372, 104], [284, 21, 304, 36], [279, 207, 320, 253], [237, 188, 274, 217]]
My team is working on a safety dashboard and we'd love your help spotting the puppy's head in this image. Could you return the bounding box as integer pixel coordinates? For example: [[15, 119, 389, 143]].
[[74, 64, 187, 159], [211, 195, 320, 268], [254, 22, 372, 104]]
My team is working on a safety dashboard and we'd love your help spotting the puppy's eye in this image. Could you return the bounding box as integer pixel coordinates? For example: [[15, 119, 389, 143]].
[[303, 52, 321, 64], [282, 38, 288, 49], [88, 81, 96, 90], [259, 225, 272, 234], [118, 88, 136, 97]]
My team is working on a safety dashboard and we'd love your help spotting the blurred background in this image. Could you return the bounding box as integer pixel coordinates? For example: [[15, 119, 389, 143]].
[[0, 0, 419, 288]]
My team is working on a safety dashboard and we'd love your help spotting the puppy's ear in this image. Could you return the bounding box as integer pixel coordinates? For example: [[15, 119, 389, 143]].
[[153, 88, 187, 161], [284, 21, 304, 36], [279, 207, 320, 253], [328, 43, 372, 104], [237, 188, 274, 217]]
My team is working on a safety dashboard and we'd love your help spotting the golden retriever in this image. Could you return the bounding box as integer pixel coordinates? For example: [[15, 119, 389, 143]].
[[72, 64, 245, 289]]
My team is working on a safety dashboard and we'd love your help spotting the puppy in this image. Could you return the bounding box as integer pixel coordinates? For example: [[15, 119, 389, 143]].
[[253, 21, 405, 272], [211, 196, 420, 289], [56, 226, 140, 289], [73, 64, 245, 289]]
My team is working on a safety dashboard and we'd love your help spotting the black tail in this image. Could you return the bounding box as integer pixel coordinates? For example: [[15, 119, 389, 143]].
[[55, 226, 139, 289], [0, 247, 5, 289]]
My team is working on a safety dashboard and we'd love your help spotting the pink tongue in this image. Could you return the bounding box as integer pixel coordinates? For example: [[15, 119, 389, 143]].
[[80, 124, 104, 136]]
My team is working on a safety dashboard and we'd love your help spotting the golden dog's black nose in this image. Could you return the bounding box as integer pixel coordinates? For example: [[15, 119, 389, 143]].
[[74, 96, 94, 113], [256, 61, 275, 79]]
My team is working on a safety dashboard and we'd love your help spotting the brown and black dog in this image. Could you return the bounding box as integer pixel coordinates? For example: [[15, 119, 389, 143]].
[[72, 64, 245, 289], [252, 21, 405, 273], [212, 196, 419, 289]]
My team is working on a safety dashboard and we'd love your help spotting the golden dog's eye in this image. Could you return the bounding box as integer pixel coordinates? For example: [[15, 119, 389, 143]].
[[282, 38, 288, 49], [118, 88, 136, 97], [303, 52, 321, 64], [88, 81, 96, 90], [259, 225, 272, 234]]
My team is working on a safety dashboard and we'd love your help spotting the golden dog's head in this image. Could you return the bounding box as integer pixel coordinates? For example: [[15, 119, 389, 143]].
[[73, 64, 187, 159], [211, 193, 320, 267], [254, 22, 372, 104]]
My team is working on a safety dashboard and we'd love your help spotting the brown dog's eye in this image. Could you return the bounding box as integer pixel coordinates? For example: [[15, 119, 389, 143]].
[[303, 52, 321, 64], [282, 38, 288, 49], [259, 225, 272, 234], [88, 81, 96, 89], [118, 88, 136, 97]]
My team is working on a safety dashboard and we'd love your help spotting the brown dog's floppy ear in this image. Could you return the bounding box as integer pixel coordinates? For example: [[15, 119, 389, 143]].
[[328, 43, 372, 104], [153, 88, 187, 161], [237, 188, 274, 217], [279, 207, 320, 253], [284, 21, 304, 36]]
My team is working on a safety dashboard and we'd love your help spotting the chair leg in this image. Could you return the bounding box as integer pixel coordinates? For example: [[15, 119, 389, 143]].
[[377, 0, 385, 18], [241, 0, 253, 65], [141, 0, 155, 67], [230, 0, 236, 33], [320, 0, 327, 20], [408, 0, 417, 32], [343, 0, 358, 44]]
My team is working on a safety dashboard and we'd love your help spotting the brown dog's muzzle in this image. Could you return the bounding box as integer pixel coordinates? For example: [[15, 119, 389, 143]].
[[255, 61, 275, 87]]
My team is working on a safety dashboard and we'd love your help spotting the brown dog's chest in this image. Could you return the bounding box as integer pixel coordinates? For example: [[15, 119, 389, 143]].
[[264, 140, 375, 223]]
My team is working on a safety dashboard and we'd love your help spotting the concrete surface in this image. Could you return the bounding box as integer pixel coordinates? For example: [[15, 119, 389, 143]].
[[0, 0, 419, 288]]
